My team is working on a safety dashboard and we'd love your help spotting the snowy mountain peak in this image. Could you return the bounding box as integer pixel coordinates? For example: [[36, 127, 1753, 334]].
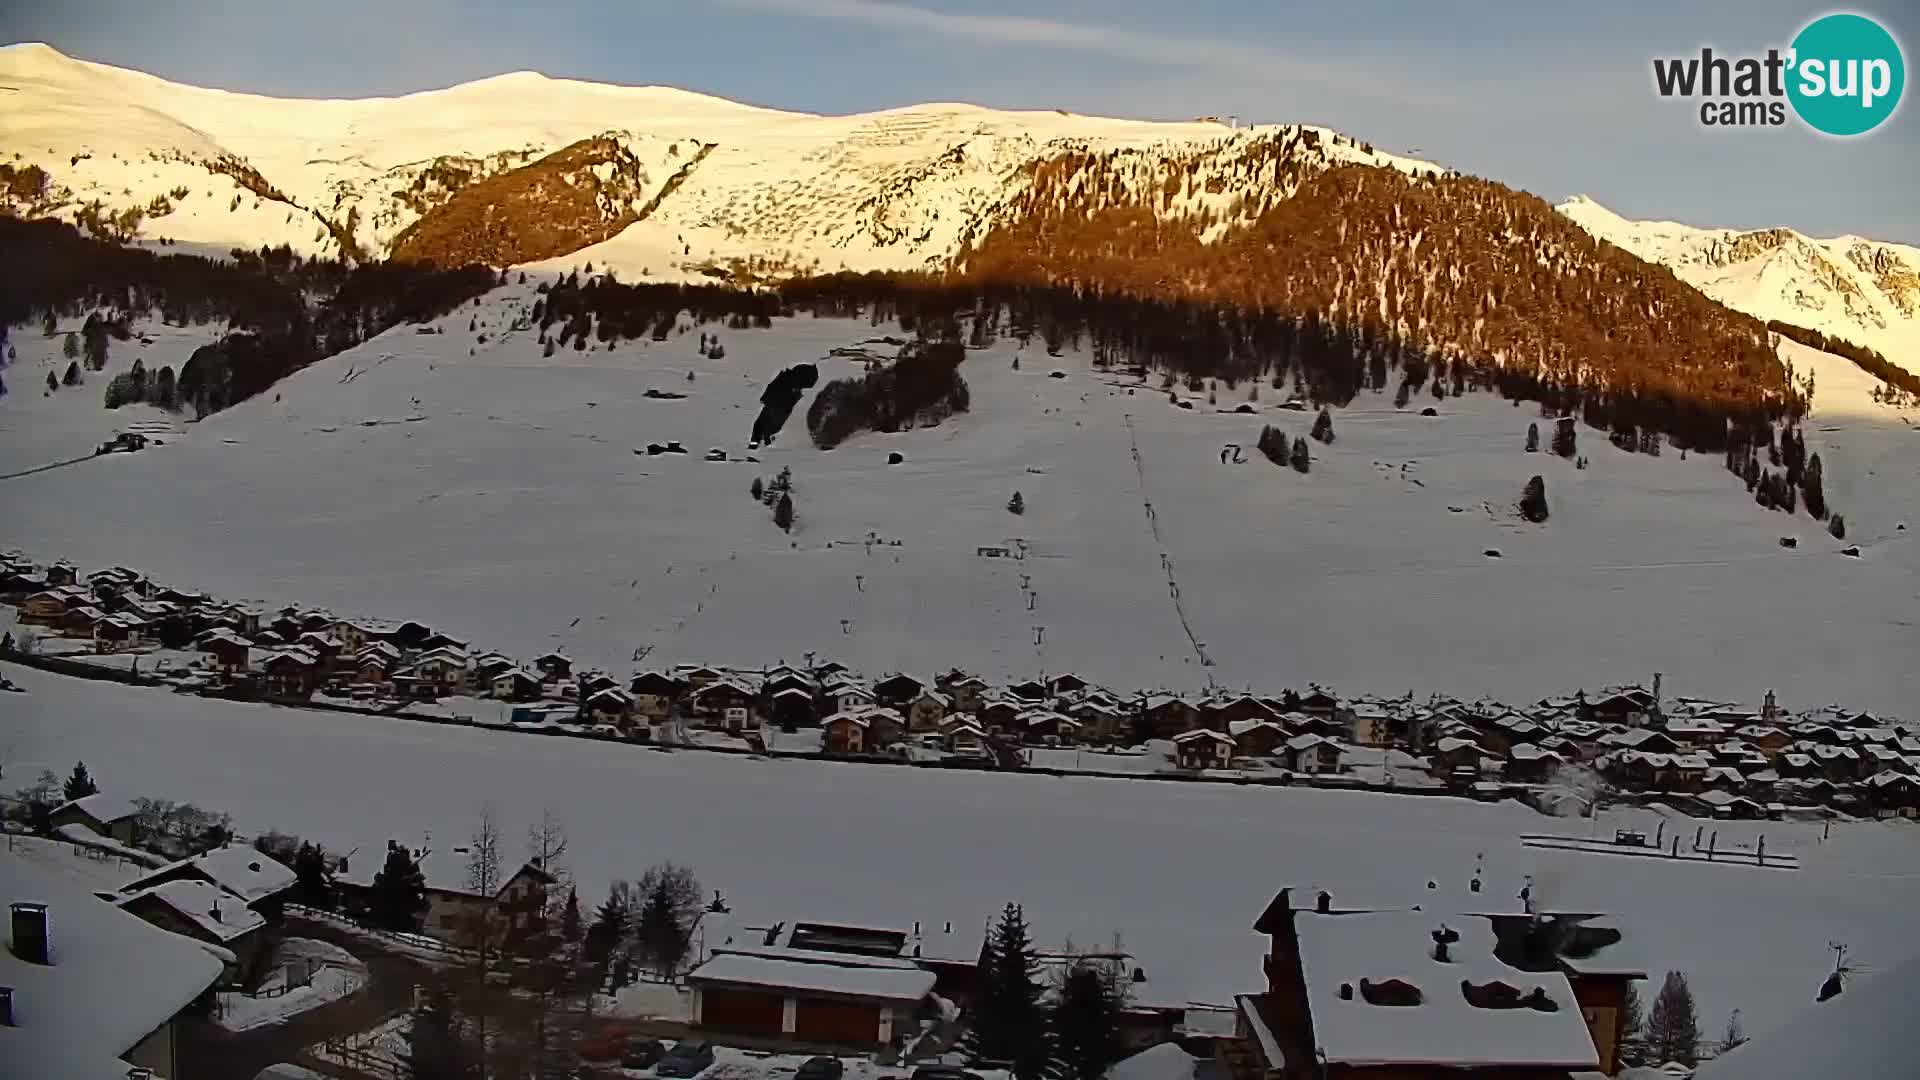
[[1558, 196, 1920, 375]]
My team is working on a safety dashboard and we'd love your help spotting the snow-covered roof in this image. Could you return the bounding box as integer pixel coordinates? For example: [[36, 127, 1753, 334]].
[[687, 951, 937, 1002], [1173, 729, 1234, 745], [54, 791, 141, 825], [1694, 950, 1918, 1080], [119, 878, 267, 943], [1229, 718, 1285, 736], [1, 852, 224, 1079], [120, 844, 297, 905], [1292, 911, 1599, 1069], [1109, 1041, 1201, 1080]]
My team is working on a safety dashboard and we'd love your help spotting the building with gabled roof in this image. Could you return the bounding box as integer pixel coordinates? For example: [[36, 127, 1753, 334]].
[[2, 851, 225, 1080]]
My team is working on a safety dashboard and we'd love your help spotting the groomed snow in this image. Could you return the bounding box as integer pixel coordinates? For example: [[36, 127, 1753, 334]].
[[6, 664, 1917, 1039]]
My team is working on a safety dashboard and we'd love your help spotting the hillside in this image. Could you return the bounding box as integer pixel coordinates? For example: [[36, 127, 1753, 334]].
[[3, 284, 1915, 711], [1559, 195, 1920, 377]]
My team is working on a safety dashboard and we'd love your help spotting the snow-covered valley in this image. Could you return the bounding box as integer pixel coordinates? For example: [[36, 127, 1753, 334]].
[[5, 662, 1916, 1043], [3, 284, 1917, 710]]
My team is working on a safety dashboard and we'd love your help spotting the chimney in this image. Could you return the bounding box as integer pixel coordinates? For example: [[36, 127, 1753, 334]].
[[9, 903, 49, 965], [209, 901, 222, 923], [1315, 890, 1332, 914]]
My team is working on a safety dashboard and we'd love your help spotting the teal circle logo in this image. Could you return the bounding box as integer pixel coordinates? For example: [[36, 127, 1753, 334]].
[[1788, 13, 1905, 136]]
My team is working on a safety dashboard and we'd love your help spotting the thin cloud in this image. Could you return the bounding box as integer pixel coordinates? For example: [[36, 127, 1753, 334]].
[[711, 0, 1452, 112]]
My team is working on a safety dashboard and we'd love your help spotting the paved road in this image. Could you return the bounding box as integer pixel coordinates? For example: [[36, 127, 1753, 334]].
[[179, 921, 430, 1080]]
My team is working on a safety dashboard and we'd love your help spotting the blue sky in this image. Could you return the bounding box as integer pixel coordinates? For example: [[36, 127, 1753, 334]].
[[5, 0, 1916, 242]]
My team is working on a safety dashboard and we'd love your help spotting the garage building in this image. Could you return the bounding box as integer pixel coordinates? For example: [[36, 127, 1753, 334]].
[[687, 949, 937, 1047]]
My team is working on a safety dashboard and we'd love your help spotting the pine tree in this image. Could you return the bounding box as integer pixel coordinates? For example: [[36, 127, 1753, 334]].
[[635, 878, 688, 978], [293, 841, 331, 908], [369, 843, 428, 932], [1802, 452, 1826, 518], [1519, 475, 1549, 523], [46, 370, 58, 393], [1053, 966, 1120, 1080], [543, 339, 555, 358], [63, 761, 99, 802], [1744, 455, 1760, 491], [1008, 491, 1025, 515], [42, 309, 57, 337], [62, 332, 78, 360], [561, 887, 583, 943], [63, 360, 81, 386], [1828, 514, 1846, 540], [774, 491, 795, 532], [1551, 419, 1576, 458], [970, 903, 1052, 1080], [1646, 971, 1700, 1067], [584, 882, 631, 963], [1525, 422, 1539, 453], [1290, 436, 1310, 474], [1311, 407, 1335, 444], [750, 477, 765, 501]]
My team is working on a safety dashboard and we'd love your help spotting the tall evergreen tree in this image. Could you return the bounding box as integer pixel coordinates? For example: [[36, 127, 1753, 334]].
[[970, 903, 1051, 1080], [1525, 422, 1539, 453], [368, 843, 428, 932], [1646, 970, 1700, 1067], [774, 491, 795, 532], [293, 841, 332, 909], [62, 360, 81, 386], [634, 877, 688, 977], [46, 370, 58, 393], [1052, 966, 1120, 1080], [1311, 407, 1335, 444], [584, 882, 632, 964], [561, 887, 583, 943], [1801, 452, 1826, 518], [1289, 436, 1310, 474], [750, 476, 765, 501], [62, 331, 78, 360], [1828, 513, 1846, 540], [63, 761, 99, 802], [1008, 491, 1025, 515]]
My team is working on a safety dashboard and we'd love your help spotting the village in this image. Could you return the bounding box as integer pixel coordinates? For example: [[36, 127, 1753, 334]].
[[0, 755, 1714, 1080], [4, 550, 1919, 823]]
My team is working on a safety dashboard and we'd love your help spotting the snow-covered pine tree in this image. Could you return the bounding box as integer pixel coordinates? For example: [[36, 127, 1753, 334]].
[[1290, 436, 1310, 474], [1525, 422, 1539, 453], [1311, 407, 1335, 444], [969, 903, 1052, 1080]]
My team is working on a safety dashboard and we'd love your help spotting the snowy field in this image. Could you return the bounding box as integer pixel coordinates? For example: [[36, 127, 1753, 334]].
[[6, 665, 1917, 1040], [3, 283, 1917, 709]]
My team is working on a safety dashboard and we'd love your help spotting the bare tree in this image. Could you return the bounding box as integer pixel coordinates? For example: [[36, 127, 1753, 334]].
[[526, 809, 571, 924]]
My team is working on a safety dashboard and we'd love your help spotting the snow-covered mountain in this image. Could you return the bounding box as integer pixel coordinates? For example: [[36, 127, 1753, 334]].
[[0, 42, 1433, 275], [1559, 194, 1920, 375]]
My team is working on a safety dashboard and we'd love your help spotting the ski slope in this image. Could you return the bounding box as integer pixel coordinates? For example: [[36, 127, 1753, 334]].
[[5, 664, 1916, 1040], [4, 287, 1917, 710]]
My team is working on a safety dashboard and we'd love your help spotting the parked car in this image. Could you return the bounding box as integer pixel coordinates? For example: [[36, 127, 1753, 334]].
[[623, 1037, 669, 1069], [657, 1039, 717, 1078], [797, 1057, 845, 1080]]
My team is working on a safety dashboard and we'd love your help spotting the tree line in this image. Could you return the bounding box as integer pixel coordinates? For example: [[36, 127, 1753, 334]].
[[1767, 319, 1920, 406]]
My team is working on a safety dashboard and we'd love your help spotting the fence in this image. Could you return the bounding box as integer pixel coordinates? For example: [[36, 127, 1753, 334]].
[[286, 902, 478, 963]]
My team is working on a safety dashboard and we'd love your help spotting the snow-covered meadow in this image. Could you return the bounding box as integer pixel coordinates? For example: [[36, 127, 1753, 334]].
[[5, 665, 1916, 1041], [4, 282, 1917, 709]]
